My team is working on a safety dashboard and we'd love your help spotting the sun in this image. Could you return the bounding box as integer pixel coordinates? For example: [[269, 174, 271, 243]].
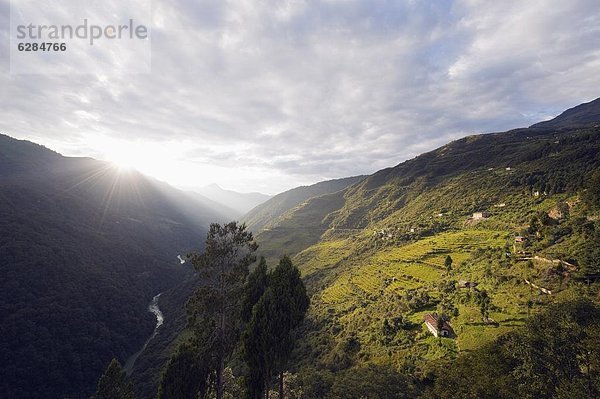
[[93, 137, 220, 187], [106, 151, 137, 172], [112, 158, 136, 172]]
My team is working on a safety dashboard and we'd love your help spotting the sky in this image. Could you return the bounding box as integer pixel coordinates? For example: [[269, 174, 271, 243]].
[[1, 0, 599, 195]]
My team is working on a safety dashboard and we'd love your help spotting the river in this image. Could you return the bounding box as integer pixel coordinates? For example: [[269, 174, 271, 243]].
[[124, 293, 164, 374]]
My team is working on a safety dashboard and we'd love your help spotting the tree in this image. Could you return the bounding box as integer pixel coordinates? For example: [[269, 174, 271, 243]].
[[240, 258, 269, 399], [444, 255, 453, 273], [475, 290, 491, 322], [582, 170, 600, 209], [425, 338, 518, 399], [243, 256, 310, 399], [436, 280, 457, 322], [187, 222, 258, 399], [157, 341, 212, 399], [243, 299, 269, 399], [529, 215, 541, 236], [295, 367, 334, 399], [578, 229, 600, 280], [92, 358, 134, 399], [507, 300, 600, 398], [241, 257, 268, 323]]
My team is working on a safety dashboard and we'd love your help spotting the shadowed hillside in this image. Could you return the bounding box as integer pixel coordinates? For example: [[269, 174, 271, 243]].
[[243, 176, 366, 232], [0, 134, 220, 398]]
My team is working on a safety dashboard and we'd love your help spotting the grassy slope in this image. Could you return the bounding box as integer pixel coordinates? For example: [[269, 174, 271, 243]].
[[266, 124, 600, 374]]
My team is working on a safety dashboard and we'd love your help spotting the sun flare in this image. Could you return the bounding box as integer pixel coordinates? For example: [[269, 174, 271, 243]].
[[111, 158, 136, 172]]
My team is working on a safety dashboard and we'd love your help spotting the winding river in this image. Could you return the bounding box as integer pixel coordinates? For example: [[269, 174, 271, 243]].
[[124, 293, 164, 374]]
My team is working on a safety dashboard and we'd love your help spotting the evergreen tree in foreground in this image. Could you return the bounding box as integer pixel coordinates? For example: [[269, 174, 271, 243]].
[[240, 257, 270, 399], [157, 341, 212, 399], [241, 257, 268, 323], [243, 255, 310, 399], [92, 358, 134, 399], [186, 222, 258, 399]]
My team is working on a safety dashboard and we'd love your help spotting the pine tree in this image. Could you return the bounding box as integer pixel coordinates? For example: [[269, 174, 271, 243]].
[[476, 290, 491, 322], [93, 358, 134, 399], [241, 257, 270, 399], [243, 295, 270, 399], [187, 222, 258, 399], [578, 230, 600, 280], [157, 341, 212, 399], [244, 256, 310, 399], [241, 257, 268, 323]]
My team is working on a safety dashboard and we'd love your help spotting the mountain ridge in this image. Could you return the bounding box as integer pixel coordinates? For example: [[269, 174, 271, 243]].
[[195, 183, 271, 216], [530, 97, 600, 129], [243, 175, 367, 232]]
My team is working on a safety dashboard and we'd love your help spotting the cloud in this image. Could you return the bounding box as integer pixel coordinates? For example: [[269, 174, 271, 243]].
[[0, 0, 599, 193]]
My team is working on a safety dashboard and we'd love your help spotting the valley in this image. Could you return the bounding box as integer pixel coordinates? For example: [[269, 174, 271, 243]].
[[125, 293, 165, 374], [2, 98, 600, 398], [3, 1, 600, 397]]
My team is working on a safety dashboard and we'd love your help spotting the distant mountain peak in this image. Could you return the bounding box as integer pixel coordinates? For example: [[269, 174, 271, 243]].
[[195, 184, 271, 215]]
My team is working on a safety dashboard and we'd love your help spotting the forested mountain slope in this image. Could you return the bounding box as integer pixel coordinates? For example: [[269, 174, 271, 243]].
[[121, 98, 600, 399], [0, 134, 215, 398]]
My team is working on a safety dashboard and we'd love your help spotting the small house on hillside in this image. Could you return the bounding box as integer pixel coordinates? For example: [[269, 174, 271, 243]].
[[472, 211, 490, 220], [424, 313, 455, 338], [458, 280, 478, 289], [513, 236, 530, 254]]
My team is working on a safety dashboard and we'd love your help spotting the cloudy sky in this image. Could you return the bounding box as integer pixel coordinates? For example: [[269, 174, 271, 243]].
[[1, 0, 599, 194]]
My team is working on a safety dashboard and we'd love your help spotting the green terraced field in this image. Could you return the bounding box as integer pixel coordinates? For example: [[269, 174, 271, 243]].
[[319, 230, 508, 304], [296, 239, 354, 277], [301, 226, 561, 365]]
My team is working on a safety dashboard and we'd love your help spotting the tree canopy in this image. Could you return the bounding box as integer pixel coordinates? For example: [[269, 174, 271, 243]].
[[92, 358, 135, 399], [186, 222, 258, 399], [243, 255, 310, 399]]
